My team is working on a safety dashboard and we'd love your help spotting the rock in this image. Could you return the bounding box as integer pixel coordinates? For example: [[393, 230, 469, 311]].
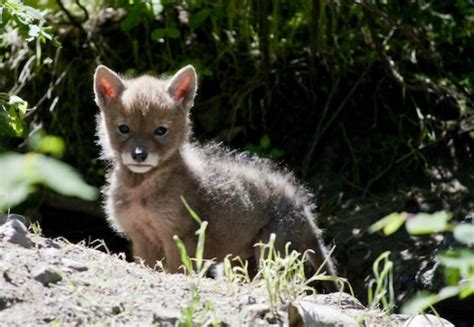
[[288, 301, 358, 327], [309, 292, 365, 310], [403, 314, 454, 326], [0, 213, 27, 225], [32, 266, 62, 286], [239, 294, 257, 306], [152, 308, 180, 326], [0, 219, 32, 248], [245, 303, 273, 323], [416, 261, 444, 291], [62, 258, 88, 271], [111, 303, 125, 315]]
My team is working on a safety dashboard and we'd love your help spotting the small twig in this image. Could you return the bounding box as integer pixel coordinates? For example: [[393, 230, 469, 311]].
[[55, 0, 87, 33], [31, 66, 69, 113], [74, 0, 89, 23]]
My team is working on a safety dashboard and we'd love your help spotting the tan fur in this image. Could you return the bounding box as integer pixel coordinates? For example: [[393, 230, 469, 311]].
[[94, 65, 339, 291]]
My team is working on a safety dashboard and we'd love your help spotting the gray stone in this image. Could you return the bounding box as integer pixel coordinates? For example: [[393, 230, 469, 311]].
[[307, 292, 365, 310], [62, 258, 88, 272], [403, 314, 454, 326], [0, 219, 32, 248], [288, 301, 358, 327], [239, 294, 257, 306], [0, 213, 27, 225], [152, 308, 180, 326], [32, 266, 62, 286]]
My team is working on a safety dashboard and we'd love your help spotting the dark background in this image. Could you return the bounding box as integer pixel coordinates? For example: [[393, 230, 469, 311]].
[[1, 0, 473, 324]]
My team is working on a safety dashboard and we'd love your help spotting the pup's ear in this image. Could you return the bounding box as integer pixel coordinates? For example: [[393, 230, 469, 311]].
[[166, 65, 197, 109], [94, 65, 124, 108]]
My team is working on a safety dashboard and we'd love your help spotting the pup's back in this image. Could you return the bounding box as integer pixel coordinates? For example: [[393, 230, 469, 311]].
[[94, 64, 338, 292]]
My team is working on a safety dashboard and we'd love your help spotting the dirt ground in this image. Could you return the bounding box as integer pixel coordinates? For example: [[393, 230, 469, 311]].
[[0, 215, 463, 326], [1, 162, 472, 326]]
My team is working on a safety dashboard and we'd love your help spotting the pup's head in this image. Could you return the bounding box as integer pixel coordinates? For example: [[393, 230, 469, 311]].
[[94, 65, 197, 174]]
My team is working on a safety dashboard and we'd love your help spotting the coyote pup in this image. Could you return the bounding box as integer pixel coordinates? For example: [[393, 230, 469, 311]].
[[94, 65, 338, 292]]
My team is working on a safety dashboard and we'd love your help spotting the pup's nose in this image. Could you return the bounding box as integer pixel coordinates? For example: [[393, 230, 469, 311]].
[[131, 147, 148, 162]]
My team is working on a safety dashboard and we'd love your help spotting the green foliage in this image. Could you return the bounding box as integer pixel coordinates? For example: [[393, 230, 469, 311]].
[[406, 212, 454, 235], [178, 286, 220, 327], [370, 211, 474, 315], [0, 93, 28, 140], [0, 0, 96, 212], [0, 0, 472, 318], [173, 196, 213, 278], [367, 251, 395, 313], [368, 212, 407, 236], [0, 0, 59, 46], [0, 152, 98, 212], [453, 223, 474, 246], [28, 129, 65, 158], [174, 197, 221, 326], [253, 234, 347, 314], [246, 134, 284, 160], [1, 0, 471, 194]]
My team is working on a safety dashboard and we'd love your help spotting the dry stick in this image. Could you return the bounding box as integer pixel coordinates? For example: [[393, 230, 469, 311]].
[[31, 66, 69, 114], [55, 0, 88, 32], [10, 56, 36, 95], [302, 63, 373, 177]]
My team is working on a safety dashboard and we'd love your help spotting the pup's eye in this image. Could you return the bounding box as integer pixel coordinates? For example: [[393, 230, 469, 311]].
[[155, 126, 168, 137], [118, 124, 130, 134]]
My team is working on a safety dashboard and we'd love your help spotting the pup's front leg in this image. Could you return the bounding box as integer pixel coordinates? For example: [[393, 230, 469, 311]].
[[162, 236, 198, 274], [131, 235, 165, 269]]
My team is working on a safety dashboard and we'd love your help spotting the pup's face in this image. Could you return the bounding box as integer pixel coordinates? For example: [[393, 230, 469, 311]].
[[94, 65, 197, 174]]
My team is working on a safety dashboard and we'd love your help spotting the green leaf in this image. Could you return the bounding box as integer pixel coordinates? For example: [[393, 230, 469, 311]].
[[28, 131, 65, 158], [188, 9, 209, 29], [173, 235, 193, 274], [400, 291, 437, 314], [151, 27, 180, 40], [166, 27, 180, 39], [405, 211, 453, 235], [260, 134, 271, 149], [245, 144, 262, 156], [0, 153, 97, 211], [453, 223, 474, 245], [0, 95, 28, 138], [121, 6, 141, 32], [180, 196, 202, 224], [368, 212, 407, 235], [459, 280, 474, 299], [269, 148, 284, 159], [437, 249, 474, 279], [36, 155, 97, 200], [151, 28, 166, 41]]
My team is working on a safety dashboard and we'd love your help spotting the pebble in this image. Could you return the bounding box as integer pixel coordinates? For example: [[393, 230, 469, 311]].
[[152, 308, 180, 326], [239, 294, 257, 306], [288, 301, 358, 327], [32, 266, 62, 286], [0, 219, 32, 249], [62, 258, 88, 272]]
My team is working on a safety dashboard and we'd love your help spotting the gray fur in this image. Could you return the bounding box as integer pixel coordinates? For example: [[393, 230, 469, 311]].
[[94, 65, 338, 292]]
